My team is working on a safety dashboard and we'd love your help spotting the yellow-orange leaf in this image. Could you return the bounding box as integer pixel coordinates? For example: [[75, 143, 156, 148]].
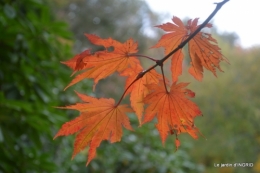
[[64, 34, 140, 90], [121, 64, 163, 125], [143, 82, 202, 145], [54, 92, 133, 165]]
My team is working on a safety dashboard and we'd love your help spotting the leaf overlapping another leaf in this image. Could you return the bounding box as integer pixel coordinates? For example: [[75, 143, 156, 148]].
[[54, 92, 133, 165], [121, 64, 164, 125], [61, 49, 95, 73]]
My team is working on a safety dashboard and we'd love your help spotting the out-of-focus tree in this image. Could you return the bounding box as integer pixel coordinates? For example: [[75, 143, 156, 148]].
[[54, 0, 160, 52]]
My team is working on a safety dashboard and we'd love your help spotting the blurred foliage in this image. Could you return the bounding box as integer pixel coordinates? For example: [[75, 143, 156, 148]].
[[0, 0, 88, 172], [54, 0, 161, 52]]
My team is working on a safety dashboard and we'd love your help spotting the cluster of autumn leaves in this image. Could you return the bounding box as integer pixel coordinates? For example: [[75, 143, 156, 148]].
[[54, 16, 227, 165]]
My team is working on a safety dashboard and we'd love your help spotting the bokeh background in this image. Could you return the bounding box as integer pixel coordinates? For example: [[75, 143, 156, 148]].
[[1, 0, 259, 173]]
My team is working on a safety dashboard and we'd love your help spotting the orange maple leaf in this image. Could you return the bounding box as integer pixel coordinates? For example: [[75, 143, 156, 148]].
[[186, 18, 228, 80], [153, 16, 228, 81], [64, 34, 140, 90], [121, 64, 163, 125], [54, 92, 133, 165], [142, 82, 202, 148]]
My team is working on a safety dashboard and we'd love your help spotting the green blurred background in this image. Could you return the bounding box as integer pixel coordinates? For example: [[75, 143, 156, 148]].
[[0, 0, 259, 172]]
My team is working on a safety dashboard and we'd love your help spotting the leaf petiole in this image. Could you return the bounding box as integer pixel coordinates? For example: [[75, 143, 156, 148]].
[[160, 65, 168, 93], [128, 53, 157, 62]]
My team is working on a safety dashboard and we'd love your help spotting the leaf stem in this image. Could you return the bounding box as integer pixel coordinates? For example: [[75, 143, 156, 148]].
[[160, 65, 168, 93], [128, 53, 157, 62]]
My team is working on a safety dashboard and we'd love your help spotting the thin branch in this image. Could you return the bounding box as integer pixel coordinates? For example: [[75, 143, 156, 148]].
[[116, 0, 229, 105]]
